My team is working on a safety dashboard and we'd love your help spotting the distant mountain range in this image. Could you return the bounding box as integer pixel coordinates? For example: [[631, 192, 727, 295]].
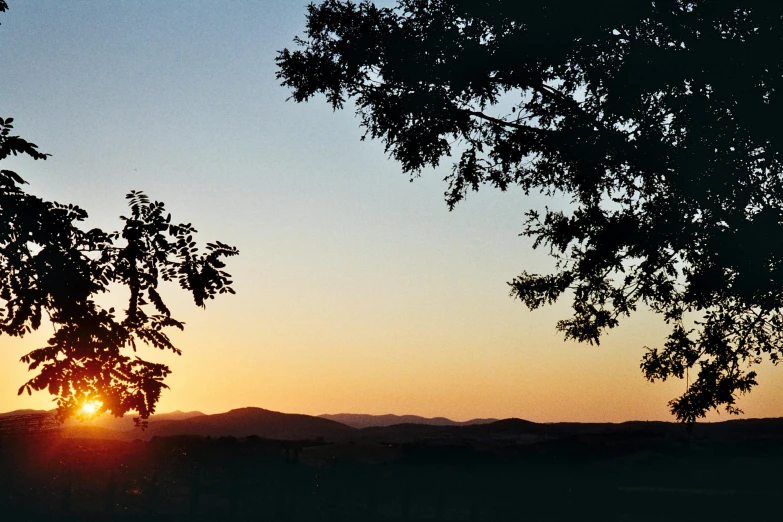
[[318, 413, 498, 429], [0, 409, 48, 418], [66, 409, 206, 431], [1, 407, 351, 441], [2, 407, 783, 444], [0, 409, 204, 423], [137, 407, 354, 440]]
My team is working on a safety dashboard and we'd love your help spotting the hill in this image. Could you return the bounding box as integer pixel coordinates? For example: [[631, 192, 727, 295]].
[[355, 417, 544, 444], [5, 406, 783, 445], [320, 413, 498, 429], [68, 409, 206, 431], [0, 409, 49, 418], [138, 407, 356, 440], [1, 407, 356, 442]]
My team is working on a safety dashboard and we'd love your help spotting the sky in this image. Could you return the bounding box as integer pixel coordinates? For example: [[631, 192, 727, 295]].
[[1, 0, 782, 423]]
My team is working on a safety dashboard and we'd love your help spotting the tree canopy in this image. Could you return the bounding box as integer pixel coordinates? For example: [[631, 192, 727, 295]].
[[278, 0, 783, 422], [0, 1, 237, 424], [0, 120, 238, 423]]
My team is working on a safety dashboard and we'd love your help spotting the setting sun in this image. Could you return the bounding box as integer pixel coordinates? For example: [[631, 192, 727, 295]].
[[80, 401, 102, 416]]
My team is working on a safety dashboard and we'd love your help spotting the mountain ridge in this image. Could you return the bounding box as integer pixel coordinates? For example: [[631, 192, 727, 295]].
[[4, 407, 783, 444], [319, 413, 499, 429]]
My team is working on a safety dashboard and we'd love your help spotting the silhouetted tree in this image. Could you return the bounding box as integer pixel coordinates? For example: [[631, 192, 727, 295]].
[[278, 0, 783, 422], [0, 2, 237, 421], [1, 116, 237, 422]]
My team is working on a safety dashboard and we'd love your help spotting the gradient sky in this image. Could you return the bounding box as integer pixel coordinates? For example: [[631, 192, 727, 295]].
[[1, 1, 781, 422]]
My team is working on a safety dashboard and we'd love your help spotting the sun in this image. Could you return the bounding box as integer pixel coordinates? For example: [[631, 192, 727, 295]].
[[80, 400, 102, 416]]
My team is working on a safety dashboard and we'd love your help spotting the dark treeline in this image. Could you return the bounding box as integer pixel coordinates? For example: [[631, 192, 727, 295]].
[[1, 431, 782, 521]]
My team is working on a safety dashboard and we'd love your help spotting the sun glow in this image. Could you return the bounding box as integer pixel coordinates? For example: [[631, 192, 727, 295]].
[[80, 400, 102, 416]]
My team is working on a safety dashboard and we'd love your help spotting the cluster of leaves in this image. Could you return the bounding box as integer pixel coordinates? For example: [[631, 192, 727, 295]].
[[0, 117, 238, 422], [278, 0, 783, 422]]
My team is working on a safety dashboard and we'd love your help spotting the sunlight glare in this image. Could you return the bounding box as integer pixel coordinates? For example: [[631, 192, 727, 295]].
[[80, 400, 102, 416]]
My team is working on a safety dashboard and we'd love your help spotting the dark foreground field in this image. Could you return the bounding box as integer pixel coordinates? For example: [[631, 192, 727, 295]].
[[2, 427, 782, 522]]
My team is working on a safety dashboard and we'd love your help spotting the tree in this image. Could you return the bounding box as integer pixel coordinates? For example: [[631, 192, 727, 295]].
[[1, 117, 238, 423], [1, 115, 237, 425], [1, 119, 238, 423], [277, 0, 783, 423], [0, 2, 238, 425]]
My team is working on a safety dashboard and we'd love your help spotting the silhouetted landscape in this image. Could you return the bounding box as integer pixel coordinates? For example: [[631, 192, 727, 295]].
[[6, 1, 783, 520], [319, 413, 500, 429], [7, 407, 782, 445], [2, 407, 783, 520]]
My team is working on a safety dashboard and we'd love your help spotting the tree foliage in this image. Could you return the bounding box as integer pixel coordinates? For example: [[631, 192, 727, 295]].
[[1, 0, 236, 426], [0, 116, 238, 423], [278, 0, 783, 422]]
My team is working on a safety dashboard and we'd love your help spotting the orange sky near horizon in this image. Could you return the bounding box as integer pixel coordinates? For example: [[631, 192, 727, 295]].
[[4, 271, 783, 423], [2, 1, 783, 424]]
